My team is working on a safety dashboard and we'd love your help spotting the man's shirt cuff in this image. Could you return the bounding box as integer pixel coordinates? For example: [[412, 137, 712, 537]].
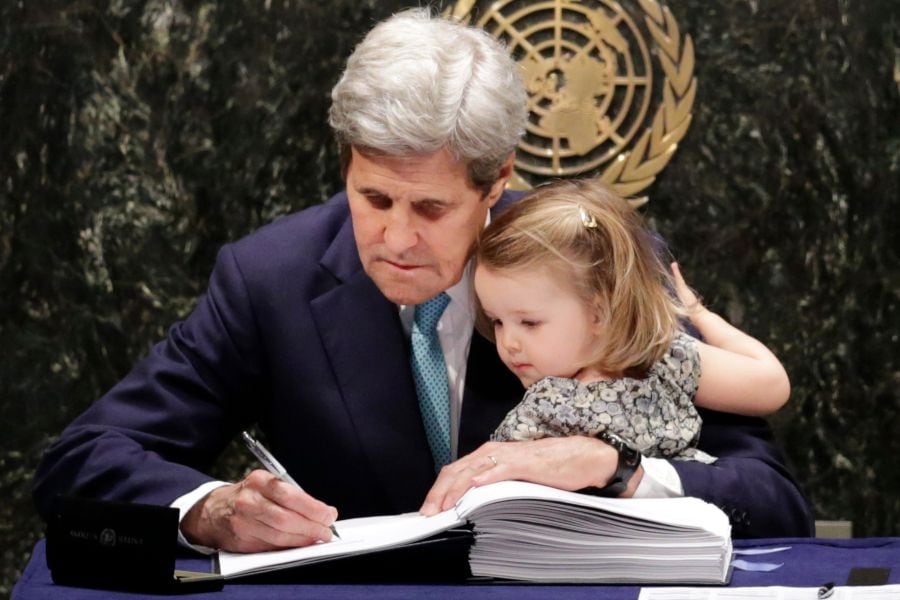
[[171, 480, 231, 554], [632, 456, 684, 498]]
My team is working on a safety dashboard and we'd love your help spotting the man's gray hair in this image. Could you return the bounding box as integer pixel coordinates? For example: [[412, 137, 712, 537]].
[[329, 8, 527, 193]]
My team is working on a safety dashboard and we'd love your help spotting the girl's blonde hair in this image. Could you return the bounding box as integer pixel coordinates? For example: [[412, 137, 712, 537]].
[[474, 179, 684, 377]]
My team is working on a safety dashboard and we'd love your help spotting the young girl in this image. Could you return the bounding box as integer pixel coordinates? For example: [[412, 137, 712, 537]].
[[474, 179, 790, 462]]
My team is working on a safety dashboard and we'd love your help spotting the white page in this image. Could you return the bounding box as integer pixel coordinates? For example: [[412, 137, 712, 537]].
[[639, 584, 900, 600], [458, 481, 731, 539], [217, 508, 462, 578]]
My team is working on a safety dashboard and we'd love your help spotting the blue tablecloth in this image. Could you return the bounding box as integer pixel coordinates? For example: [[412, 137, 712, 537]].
[[13, 538, 900, 599]]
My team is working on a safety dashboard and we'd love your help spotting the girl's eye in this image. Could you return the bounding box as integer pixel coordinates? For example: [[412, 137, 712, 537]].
[[521, 320, 540, 328]]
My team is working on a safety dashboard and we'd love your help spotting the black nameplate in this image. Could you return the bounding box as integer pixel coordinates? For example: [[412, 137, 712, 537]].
[[847, 566, 891, 586], [46, 495, 223, 593]]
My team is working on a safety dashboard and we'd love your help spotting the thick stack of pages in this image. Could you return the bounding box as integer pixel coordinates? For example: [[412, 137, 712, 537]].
[[459, 482, 732, 583], [217, 481, 732, 584]]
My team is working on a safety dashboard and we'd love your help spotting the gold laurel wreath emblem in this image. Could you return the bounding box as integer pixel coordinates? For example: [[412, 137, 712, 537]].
[[446, 0, 696, 201]]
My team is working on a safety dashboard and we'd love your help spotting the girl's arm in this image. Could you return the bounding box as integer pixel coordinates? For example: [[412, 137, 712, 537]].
[[672, 262, 790, 417]]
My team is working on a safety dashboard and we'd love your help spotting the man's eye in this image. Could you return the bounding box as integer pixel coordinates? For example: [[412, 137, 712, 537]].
[[415, 202, 448, 220], [367, 195, 391, 209]]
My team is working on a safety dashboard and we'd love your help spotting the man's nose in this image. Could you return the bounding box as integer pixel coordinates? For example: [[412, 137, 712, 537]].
[[383, 211, 418, 254]]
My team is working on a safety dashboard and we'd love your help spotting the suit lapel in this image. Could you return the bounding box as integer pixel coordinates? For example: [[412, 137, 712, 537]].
[[309, 189, 526, 507], [311, 216, 434, 512]]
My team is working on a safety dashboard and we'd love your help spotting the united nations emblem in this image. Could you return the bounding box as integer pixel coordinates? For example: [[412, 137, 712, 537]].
[[446, 0, 696, 198]]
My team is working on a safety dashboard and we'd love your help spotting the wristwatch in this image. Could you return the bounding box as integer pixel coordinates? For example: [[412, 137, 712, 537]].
[[594, 431, 642, 497]]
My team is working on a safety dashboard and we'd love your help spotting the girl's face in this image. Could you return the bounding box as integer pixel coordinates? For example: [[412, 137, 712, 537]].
[[474, 264, 604, 388]]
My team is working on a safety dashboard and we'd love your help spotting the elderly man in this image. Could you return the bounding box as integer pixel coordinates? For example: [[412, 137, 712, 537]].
[[33, 9, 813, 553]]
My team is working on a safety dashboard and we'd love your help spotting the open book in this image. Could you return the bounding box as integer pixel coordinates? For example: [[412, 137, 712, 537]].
[[217, 481, 733, 584]]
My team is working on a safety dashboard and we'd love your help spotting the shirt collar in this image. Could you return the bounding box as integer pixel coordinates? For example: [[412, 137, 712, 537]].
[[398, 260, 473, 327]]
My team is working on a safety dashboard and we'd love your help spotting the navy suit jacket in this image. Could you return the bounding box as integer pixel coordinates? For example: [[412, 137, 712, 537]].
[[33, 191, 814, 538]]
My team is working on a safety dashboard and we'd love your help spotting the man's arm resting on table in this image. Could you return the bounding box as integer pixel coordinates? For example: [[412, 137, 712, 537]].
[[672, 455, 814, 538], [628, 454, 813, 537], [672, 410, 815, 538]]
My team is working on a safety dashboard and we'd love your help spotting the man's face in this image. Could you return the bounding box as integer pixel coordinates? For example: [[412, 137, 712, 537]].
[[347, 147, 506, 305]]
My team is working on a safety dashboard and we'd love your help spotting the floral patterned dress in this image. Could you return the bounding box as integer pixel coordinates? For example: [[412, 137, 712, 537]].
[[491, 332, 716, 463]]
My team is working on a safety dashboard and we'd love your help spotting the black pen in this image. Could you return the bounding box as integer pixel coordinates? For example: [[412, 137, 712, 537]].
[[241, 431, 341, 539]]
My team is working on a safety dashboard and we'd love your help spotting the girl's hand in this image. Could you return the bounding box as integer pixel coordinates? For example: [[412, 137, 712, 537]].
[[671, 262, 791, 416], [671, 262, 703, 312]]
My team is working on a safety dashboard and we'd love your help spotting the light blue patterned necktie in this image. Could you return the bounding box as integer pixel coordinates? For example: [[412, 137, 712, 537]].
[[411, 292, 452, 470]]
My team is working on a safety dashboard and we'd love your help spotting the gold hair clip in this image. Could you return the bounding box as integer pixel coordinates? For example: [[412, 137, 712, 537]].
[[579, 205, 598, 229]]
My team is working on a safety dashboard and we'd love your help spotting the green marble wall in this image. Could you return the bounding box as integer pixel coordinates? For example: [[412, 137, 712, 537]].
[[1, 0, 897, 593]]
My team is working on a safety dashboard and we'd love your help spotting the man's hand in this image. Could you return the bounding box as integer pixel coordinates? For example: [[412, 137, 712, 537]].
[[419, 436, 644, 516], [181, 469, 339, 552]]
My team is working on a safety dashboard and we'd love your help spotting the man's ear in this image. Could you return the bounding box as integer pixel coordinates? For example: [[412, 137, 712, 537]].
[[485, 153, 516, 208]]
